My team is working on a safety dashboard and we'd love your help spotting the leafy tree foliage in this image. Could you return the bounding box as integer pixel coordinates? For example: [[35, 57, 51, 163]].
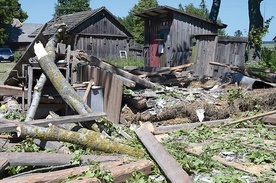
[[179, 1, 226, 36], [234, 30, 243, 37], [0, 0, 28, 46], [54, 0, 91, 17], [119, 0, 158, 44]]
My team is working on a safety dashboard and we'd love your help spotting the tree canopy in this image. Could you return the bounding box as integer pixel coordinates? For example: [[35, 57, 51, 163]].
[[119, 0, 158, 44], [54, 0, 91, 17], [0, 0, 28, 46]]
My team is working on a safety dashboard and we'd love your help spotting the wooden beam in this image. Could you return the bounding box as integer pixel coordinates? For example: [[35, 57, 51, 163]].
[[0, 85, 27, 98], [85, 54, 158, 89], [263, 114, 276, 125], [2, 159, 153, 183], [222, 110, 276, 127], [136, 124, 193, 183], [0, 159, 9, 174], [0, 152, 130, 166], [0, 112, 106, 133], [138, 63, 192, 78]]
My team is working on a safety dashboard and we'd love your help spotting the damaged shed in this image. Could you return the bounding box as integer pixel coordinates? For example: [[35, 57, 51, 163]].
[[31, 6, 135, 60], [135, 5, 227, 68]]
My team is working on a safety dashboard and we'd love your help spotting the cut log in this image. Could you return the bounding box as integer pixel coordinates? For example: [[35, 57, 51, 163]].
[[136, 124, 193, 183], [123, 96, 147, 110], [17, 124, 144, 157], [1, 159, 153, 183], [0, 152, 130, 166]]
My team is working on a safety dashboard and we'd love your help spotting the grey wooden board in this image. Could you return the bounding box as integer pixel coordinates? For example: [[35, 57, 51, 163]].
[[136, 125, 193, 183], [0, 112, 106, 133]]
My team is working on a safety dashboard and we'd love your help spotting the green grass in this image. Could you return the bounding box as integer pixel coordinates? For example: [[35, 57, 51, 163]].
[[0, 62, 16, 84]]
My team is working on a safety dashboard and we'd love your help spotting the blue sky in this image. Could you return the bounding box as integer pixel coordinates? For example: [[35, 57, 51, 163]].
[[19, 0, 275, 41]]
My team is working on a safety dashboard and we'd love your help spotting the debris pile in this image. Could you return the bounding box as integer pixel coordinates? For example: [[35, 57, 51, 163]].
[[0, 26, 275, 182]]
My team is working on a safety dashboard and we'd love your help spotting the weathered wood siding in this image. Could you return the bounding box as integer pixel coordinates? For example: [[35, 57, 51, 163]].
[[191, 35, 248, 78], [72, 13, 131, 60], [143, 11, 221, 67], [76, 65, 123, 124]]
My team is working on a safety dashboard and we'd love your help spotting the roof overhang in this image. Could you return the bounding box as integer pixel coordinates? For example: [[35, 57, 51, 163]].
[[134, 6, 227, 29]]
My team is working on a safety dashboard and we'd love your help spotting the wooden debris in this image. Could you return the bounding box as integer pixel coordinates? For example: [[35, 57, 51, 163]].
[[1, 159, 153, 183], [138, 63, 192, 78], [263, 114, 276, 125], [75, 50, 159, 89], [17, 124, 144, 157], [123, 96, 147, 110], [136, 124, 193, 183], [0, 159, 9, 174], [0, 152, 131, 166], [0, 113, 106, 133], [222, 110, 276, 127], [0, 85, 27, 98]]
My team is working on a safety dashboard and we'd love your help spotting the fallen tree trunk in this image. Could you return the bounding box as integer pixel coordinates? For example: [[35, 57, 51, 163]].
[[33, 27, 92, 120], [17, 124, 144, 158]]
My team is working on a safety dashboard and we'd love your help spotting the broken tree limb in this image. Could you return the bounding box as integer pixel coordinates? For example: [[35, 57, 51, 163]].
[[136, 124, 193, 183], [26, 25, 66, 121], [17, 124, 144, 158], [222, 110, 276, 127], [138, 63, 192, 78], [25, 74, 47, 121], [33, 27, 92, 117], [0, 152, 131, 166]]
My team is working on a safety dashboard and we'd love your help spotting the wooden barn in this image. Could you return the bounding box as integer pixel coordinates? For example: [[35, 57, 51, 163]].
[[135, 6, 227, 68], [37, 6, 134, 60]]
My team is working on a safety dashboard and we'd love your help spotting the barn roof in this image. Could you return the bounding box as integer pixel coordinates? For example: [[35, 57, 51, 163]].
[[134, 5, 227, 29], [31, 6, 133, 38], [7, 23, 43, 43]]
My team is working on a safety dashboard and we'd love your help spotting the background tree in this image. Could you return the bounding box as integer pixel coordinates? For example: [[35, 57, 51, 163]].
[[0, 0, 28, 46], [179, 0, 226, 35], [247, 0, 273, 61], [119, 0, 158, 44], [234, 30, 243, 37], [54, 0, 91, 17]]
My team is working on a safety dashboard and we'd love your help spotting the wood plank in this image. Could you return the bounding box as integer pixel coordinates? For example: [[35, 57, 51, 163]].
[[0, 159, 9, 174], [138, 63, 192, 78], [0, 85, 28, 98], [1, 160, 153, 183], [136, 124, 193, 183], [263, 114, 276, 124], [1, 161, 121, 183], [89, 55, 159, 89], [0, 112, 106, 133], [0, 152, 130, 166]]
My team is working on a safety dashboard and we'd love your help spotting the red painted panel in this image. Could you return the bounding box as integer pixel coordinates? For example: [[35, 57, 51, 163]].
[[149, 35, 159, 67]]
